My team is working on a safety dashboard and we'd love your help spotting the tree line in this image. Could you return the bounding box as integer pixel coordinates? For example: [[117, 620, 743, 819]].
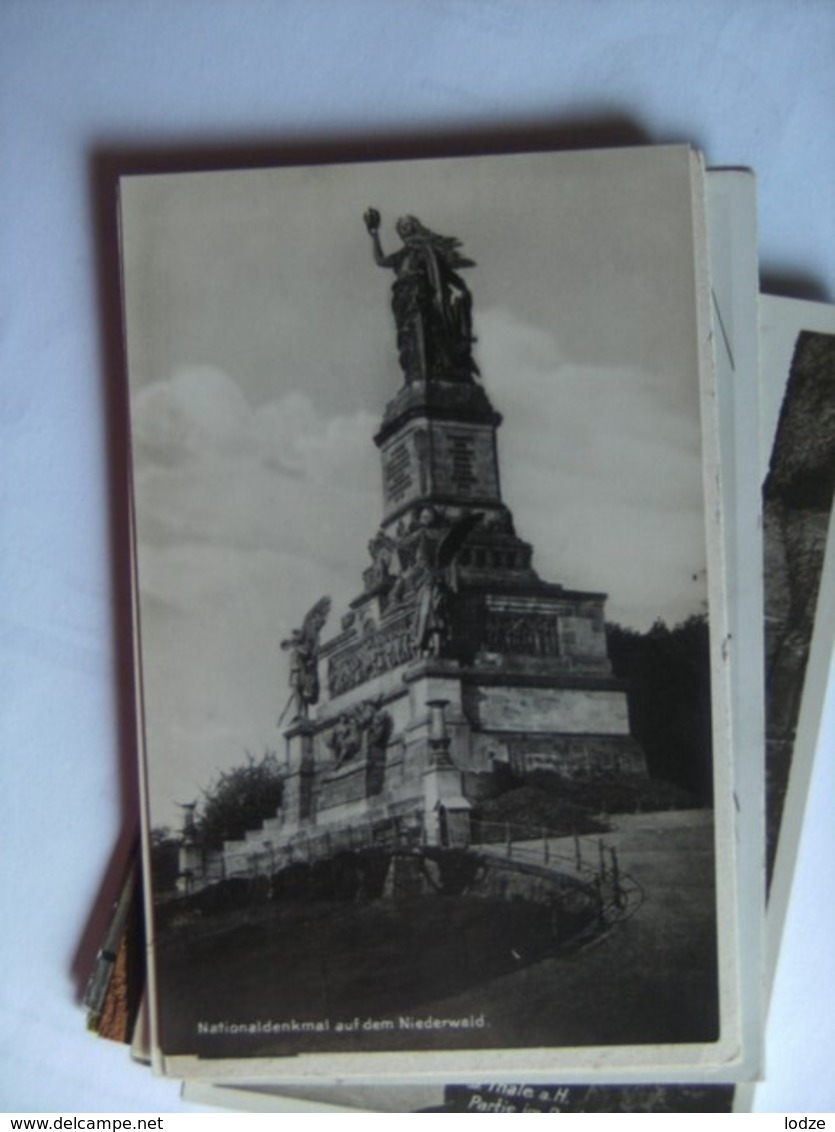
[[606, 613, 713, 804]]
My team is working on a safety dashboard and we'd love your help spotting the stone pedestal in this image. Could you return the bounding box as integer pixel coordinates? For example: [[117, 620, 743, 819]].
[[421, 700, 472, 847], [282, 720, 316, 829], [177, 840, 203, 892]]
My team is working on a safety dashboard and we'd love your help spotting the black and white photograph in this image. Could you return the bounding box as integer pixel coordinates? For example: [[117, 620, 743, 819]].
[[5, 2, 835, 1116], [190, 296, 833, 1112], [122, 146, 741, 1080]]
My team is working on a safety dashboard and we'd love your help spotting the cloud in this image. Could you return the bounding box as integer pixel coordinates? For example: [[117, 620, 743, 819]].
[[475, 307, 706, 625], [131, 366, 384, 824], [131, 365, 252, 465], [478, 306, 701, 488], [132, 366, 381, 583]]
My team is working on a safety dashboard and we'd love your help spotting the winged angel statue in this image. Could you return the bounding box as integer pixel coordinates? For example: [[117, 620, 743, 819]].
[[279, 596, 331, 725], [412, 510, 483, 658]]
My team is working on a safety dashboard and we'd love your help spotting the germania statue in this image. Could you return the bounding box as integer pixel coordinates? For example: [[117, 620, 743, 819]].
[[364, 208, 479, 385]]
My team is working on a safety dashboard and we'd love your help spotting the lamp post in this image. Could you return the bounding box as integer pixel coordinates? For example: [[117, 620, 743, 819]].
[[426, 698, 452, 767], [422, 698, 470, 848]]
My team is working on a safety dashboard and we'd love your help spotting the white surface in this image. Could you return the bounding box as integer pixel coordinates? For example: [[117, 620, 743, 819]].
[[1, 0, 833, 1113]]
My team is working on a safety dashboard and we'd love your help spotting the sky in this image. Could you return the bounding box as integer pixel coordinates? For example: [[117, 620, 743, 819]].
[[121, 146, 709, 827]]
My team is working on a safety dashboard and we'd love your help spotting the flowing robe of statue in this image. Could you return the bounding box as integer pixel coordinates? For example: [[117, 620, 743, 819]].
[[364, 209, 479, 384], [279, 596, 331, 724]]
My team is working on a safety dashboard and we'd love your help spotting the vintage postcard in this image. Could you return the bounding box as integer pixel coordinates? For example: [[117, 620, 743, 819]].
[[120, 145, 754, 1080], [188, 291, 835, 1111]]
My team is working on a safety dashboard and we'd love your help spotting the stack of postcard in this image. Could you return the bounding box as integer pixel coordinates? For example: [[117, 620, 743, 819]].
[[88, 143, 834, 1111]]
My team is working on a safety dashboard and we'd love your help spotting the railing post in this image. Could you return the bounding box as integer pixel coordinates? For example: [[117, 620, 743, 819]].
[[505, 822, 512, 859], [598, 838, 606, 881], [542, 827, 549, 865], [574, 833, 582, 871], [610, 846, 624, 909], [595, 875, 605, 928]]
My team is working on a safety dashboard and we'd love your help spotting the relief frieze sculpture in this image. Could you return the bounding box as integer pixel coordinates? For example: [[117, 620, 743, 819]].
[[326, 696, 393, 771], [327, 608, 417, 697]]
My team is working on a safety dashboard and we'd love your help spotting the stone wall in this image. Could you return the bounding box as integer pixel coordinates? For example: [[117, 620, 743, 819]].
[[465, 684, 630, 735]]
